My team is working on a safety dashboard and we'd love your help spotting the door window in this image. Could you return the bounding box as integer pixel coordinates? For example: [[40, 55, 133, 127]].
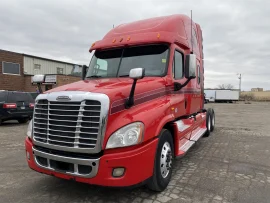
[[173, 51, 183, 79], [197, 65, 200, 84]]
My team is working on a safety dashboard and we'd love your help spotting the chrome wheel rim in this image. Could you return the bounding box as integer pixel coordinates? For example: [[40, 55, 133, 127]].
[[160, 142, 172, 178], [212, 114, 215, 127]]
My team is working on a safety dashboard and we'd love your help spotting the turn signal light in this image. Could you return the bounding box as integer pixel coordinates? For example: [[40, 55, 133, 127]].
[[3, 103, 17, 109]]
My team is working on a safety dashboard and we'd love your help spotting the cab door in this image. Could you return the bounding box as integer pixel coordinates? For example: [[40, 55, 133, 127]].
[[170, 48, 186, 118]]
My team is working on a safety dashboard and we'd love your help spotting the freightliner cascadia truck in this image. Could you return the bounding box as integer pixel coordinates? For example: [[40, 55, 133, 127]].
[[25, 14, 215, 191]]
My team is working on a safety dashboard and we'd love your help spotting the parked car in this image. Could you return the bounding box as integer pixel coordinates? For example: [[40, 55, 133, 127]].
[[205, 97, 215, 103], [0, 91, 35, 125], [28, 92, 39, 100]]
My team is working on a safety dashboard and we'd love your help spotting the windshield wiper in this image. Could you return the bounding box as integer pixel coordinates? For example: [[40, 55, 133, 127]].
[[118, 74, 129, 77], [86, 75, 102, 78]]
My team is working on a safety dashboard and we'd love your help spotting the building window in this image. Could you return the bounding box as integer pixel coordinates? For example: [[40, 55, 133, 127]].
[[2, 62, 20, 75], [57, 67, 64, 74], [34, 64, 41, 71]]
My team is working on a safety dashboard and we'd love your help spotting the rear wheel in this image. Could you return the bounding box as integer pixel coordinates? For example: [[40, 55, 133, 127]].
[[18, 118, 29, 124], [210, 109, 215, 132], [0, 119, 2, 125], [147, 129, 174, 192], [204, 109, 212, 137]]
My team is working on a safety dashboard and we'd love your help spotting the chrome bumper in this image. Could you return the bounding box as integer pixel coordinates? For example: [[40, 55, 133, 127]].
[[33, 147, 100, 178]]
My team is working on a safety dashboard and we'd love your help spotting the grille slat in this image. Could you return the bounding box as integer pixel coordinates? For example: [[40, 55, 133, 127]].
[[33, 99, 101, 149], [48, 133, 97, 140]]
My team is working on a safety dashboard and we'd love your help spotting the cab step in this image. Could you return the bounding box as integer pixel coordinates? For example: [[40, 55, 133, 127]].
[[179, 140, 195, 152], [190, 128, 207, 141]]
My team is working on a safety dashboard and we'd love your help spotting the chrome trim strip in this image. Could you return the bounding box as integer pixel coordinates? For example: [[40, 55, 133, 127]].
[[33, 91, 110, 154], [33, 147, 99, 178]]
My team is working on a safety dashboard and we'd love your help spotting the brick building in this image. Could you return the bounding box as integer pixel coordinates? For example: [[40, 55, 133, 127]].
[[0, 49, 82, 92]]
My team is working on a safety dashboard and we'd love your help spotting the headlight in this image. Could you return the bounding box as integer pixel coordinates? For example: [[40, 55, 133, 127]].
[[27, 119, 33, 138], [106, 122, 144, 149]]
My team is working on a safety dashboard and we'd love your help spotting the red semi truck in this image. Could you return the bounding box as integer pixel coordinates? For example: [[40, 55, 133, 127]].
[[25, 14, 215, 191]]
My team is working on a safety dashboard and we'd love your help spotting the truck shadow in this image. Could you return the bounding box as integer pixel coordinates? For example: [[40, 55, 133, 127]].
[[0, 120, 28, 127], [29, 176, 155, 202]]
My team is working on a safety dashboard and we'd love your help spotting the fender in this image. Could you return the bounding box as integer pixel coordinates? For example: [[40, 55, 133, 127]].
[[154, 114, 175, 138]]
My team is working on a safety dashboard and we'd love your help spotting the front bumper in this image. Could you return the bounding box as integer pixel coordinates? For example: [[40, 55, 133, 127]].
[[25, 138, 158, 187]]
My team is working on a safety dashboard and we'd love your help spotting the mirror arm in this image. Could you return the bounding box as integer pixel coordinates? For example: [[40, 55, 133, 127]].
[[175, 76, 195, 91], [125, 79, 138, 109], [81, 65, 88, 80]]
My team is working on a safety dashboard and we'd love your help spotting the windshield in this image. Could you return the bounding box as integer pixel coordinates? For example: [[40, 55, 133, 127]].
[[86, 44, 169, 78]]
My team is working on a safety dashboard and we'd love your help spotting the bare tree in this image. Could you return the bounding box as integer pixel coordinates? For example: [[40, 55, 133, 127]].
[[217, 84, 234, 90]]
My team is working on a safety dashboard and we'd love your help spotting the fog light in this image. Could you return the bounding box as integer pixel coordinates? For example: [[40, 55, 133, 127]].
[[26, 151, 30, 160], [112, 168, 125, 177]]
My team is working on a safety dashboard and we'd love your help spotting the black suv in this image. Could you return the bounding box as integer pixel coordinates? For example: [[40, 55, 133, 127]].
[[0, 91, 35, 125]]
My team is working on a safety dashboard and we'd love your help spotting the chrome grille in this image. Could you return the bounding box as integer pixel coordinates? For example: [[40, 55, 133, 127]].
[[33, 99, 101, 149]]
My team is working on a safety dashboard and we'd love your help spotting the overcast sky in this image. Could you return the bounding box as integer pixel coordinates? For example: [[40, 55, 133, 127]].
[[1, 0, 269, 90]]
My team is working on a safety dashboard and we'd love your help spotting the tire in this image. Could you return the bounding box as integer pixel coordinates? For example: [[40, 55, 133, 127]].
[[0, 119, 2, 125], [147, 129, 174, 192], [204, 109, 212, 137], [210, 109, 215, 132], [18, 118, 29, 124]]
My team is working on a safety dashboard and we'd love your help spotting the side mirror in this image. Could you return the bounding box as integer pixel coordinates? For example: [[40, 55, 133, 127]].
[[82, 65, 88, 80], [125, 68, 145, 108], [185, 54, 196, 79], [129, 68, 145, 79], [32, 75, 45, 83]]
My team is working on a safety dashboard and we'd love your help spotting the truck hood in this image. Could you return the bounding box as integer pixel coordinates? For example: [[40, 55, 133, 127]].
[[46, 77, 168, 104]]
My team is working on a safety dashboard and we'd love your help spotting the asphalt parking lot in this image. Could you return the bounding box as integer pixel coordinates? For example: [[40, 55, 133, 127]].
[[1, 102, 270, 203]]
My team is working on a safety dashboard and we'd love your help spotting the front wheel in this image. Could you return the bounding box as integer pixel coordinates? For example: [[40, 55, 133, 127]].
[[147, 129, 174, 192]]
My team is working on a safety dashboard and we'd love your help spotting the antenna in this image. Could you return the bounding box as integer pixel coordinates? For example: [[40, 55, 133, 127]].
[[191, 10, 193, 54]]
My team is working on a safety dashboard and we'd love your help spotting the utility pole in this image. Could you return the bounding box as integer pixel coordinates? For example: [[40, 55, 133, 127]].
[[237, 73, 242, 92]]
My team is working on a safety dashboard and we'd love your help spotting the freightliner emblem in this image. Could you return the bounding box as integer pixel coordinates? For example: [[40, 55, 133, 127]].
[[56, 96, 71, 101]]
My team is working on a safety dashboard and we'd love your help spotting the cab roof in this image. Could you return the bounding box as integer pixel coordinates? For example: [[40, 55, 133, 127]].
[[90, 14, 199, 52]]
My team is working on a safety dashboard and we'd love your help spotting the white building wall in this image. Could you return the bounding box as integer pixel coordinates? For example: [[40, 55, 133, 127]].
[[23, 56, 74, 75]]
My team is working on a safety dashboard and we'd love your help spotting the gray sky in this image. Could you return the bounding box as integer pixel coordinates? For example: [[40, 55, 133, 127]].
[[1, 0, 269, 90]]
